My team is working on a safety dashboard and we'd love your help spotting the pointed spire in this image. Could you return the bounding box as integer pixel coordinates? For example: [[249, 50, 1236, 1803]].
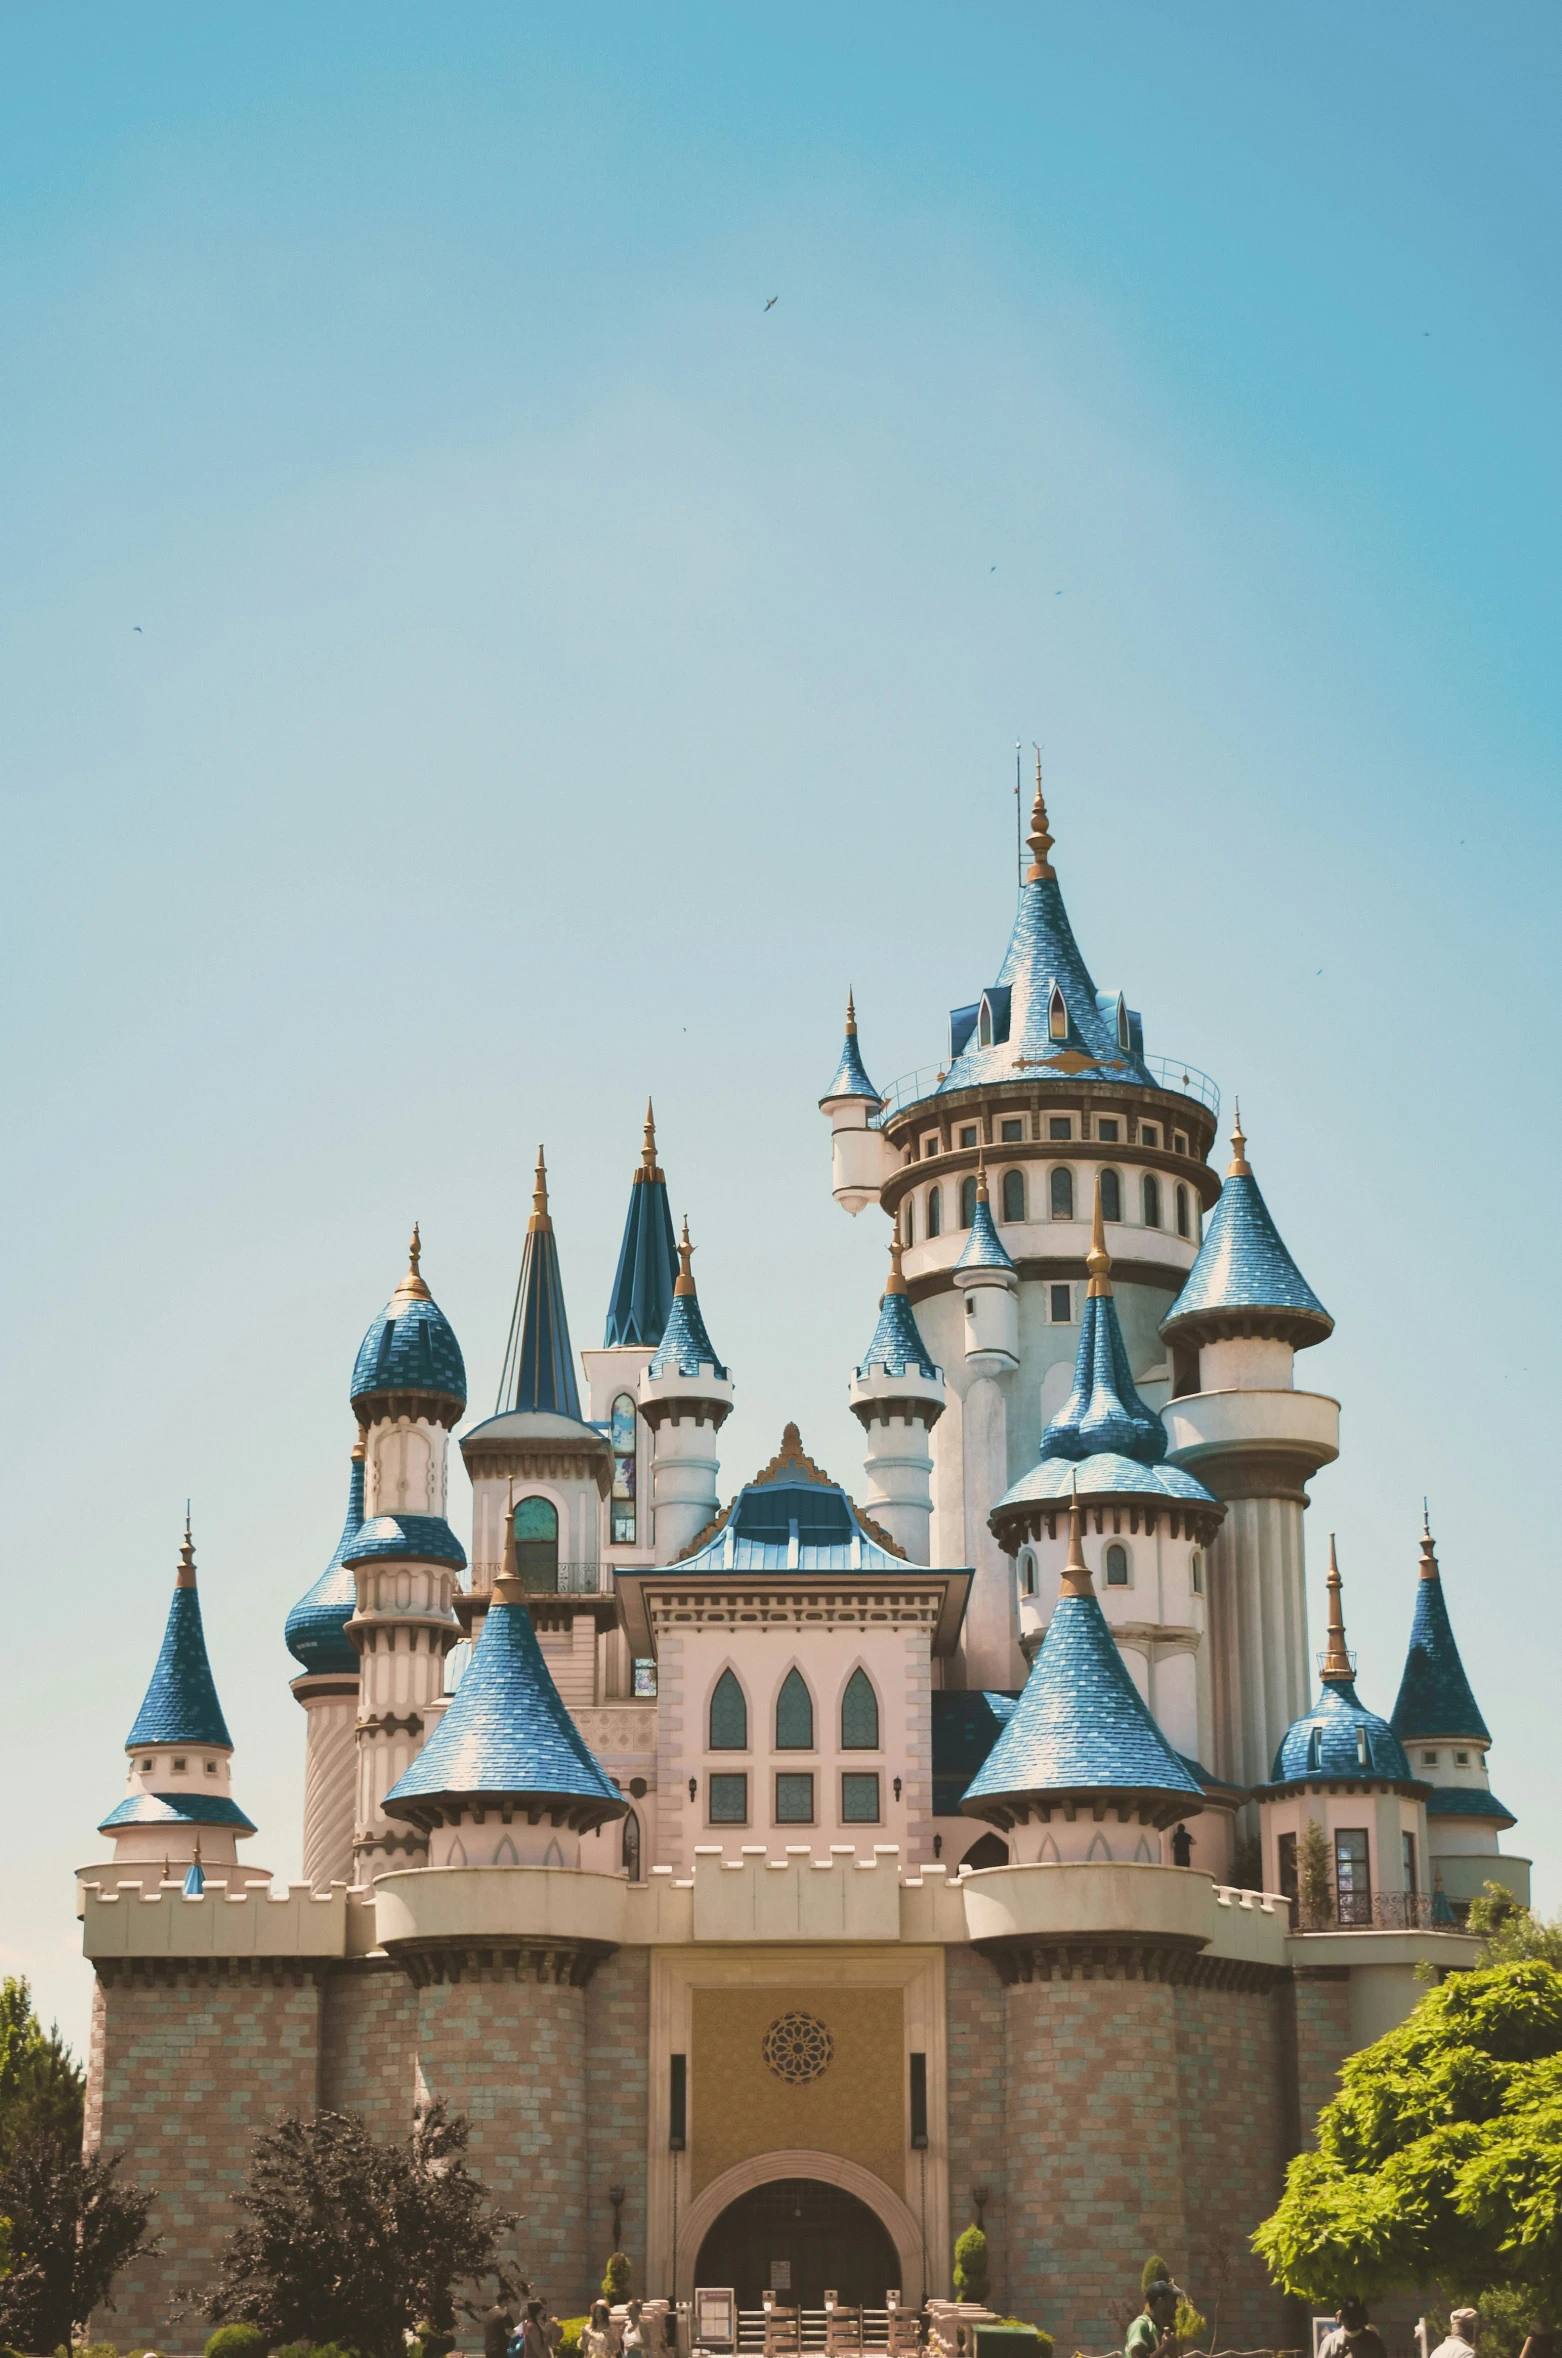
[[819, 990, 881, 1106], [1087, 1172, 1113, 1299], [636, 1098, 665, 1185], [498, 1147, 582, 1418], [1227, 1100, 1251, 1179], [1025, 750, 1056, 882], [285, 1428, 371, 1675], [394, 1221, 432, 1303], [529, 1146, 552, 1233], [1390, 1510, 1491, 1744], [675, 1215, 697, 1298], [1041, 1231, 1165, 1464], [176, 1509, 197, 1589], [1319, 1535, 1354, 1683], [126, 1522, 234, 1749], [845, 988, 858, 1035], [1419, 1503, 1438, 1580], [975, 1146, 989, 1204], [605, 1107, 679, 1348], [183, 1842, 205, 1898], [351, 1229, 467, 1417], [857, 1209, 939, 1383], [648, 1216, 728, 1380], [1059, 1477, 1092, 1597], [953, 1153, 1017, 1277], [885, 1209, 909, 1297], [1162, 1106, 1332, 1351], [496, 1478, 524, 1603]]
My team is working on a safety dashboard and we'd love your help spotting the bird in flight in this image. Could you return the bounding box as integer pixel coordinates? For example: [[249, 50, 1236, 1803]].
[[133, 624, 142, 632], [764, 296, 778, 310]]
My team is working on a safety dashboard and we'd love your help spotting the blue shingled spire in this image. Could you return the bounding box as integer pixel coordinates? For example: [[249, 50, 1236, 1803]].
[[497, 1147, 582, 1419], [126, 1519, 233, 1750], [962, 1485, 1201, 1820], [284, 1436, 366, 1676], [1040, 1180, 1165, 1465], [604, 1102, 680, 1350], [857, 1226, 938, 1380], [1266, 1537, 1418, 1786], [953, 1165, 1017, 1275], [1390, 1517, 1491, 1745], [351, 1226, 468, 1415], [819, 990, 882, 1106], [1162, 1111, 1332, 1349], [648, 1218, 728, 1379]]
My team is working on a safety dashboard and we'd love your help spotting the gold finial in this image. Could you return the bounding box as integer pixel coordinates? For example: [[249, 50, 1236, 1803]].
[[352, 1421, 368, 1463], [1227, 1099, 1251, 1178], [176, 1508, 197, 1589], [528, 1146, 553, 1233], [1059, 1475, 1093, 1598], [397, 1221, 432, 1301], [636, 1098, 664, 1184], [845, 988, 858, 1037], [1086, 1172, 1113, 1297], [1419, 1505, 1439, 1582], [975, 1144, 989, 1205], [885, 1208, 909, 1297], [162, 1854, 171, 1883], [495, 1478, 525, 1604], [1320, 1533, 1353, 1681], [1025, 750, 1055, 882], [675, 1215, 697, 1298]]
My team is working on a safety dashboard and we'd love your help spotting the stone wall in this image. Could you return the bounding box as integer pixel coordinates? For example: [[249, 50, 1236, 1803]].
[[320, 1958, 418, 2136], [944, 1945, 1007, 2308], [1289, 1967, 1354, 2143], [585, 1946, 651, 2297]]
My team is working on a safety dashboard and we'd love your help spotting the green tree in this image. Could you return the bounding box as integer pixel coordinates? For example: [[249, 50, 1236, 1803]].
[[0, 1980, 85, 2160], [0, 2132, 159, 2350], [1469, 1886, 1562, 1969], [602, 2253, 632, 2302], [1253, 1960, 1562, 2318], [953, 2225, 989, 2304], [1298, 1820, 1333, 1924], [204, 2104, 519, 2358], [1140, 2256, 1171, 2293]]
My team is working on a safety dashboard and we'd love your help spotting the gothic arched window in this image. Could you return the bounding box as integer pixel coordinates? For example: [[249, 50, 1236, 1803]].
[[514, 1496, 559, 1593], [1143, 1174, 1162, 1229], [621, 1811, 642, 1881], [1100, 1167, 1122, 1223], [960, 1175, 977, 1228], [1049, 985, 1068, 1041], [927, 1186, 942, 1239], [1001, 1168, 1025, 1223], [775, 1668, 815, 1750], [1050, 1166, 1074, 1220], [840, 1668, 880, 1750], [709, 1669, 748, 1751], [610, 1392, 637, 1545], [1105, 1543, 1129, 1586]]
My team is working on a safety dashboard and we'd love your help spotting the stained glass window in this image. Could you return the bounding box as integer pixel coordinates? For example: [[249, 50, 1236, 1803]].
[[611, 1393, 637, 1545], [841, 1773, 880, 1823], [514, 1495, 559, 1593], [775, 1773, 814, 1823], [840, 1668, 879, 1750], [775, 1668, 814, 1750]]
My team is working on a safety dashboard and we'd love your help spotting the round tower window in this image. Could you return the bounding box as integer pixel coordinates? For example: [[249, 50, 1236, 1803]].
[[761, 2011, 834, 2086]]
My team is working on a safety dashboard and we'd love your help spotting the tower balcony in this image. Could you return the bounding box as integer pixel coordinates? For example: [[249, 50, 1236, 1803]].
[[1162, 1385, 1339, 1501]]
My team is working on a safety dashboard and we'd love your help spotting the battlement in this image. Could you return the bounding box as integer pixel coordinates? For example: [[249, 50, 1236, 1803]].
[[81, 1877, 378, 1960]]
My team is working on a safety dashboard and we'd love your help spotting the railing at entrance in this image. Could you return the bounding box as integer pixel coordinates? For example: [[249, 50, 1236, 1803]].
[[733, 2314, 895, 2354]]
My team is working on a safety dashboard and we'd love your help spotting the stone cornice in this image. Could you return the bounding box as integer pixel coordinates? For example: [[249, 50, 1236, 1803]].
[[386, 1936, 617, 1989], [977, 1935, 1282, 1992]]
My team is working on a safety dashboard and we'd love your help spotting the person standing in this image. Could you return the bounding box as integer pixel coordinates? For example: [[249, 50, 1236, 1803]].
[[1431, 2314, 1479, 2358], [1319, 2300, 1389, 2358], [1126, 2282, 1181, 2358], [484, 2305, 517, 2358], [584, 2303, 620, 2358]]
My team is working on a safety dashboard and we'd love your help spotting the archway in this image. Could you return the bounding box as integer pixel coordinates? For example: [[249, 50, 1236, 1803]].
[[694, 2177, 901, 2310]]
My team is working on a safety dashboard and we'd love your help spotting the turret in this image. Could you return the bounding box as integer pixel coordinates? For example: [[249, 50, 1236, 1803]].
[[1256, 1538, 1430, 1928], [960, 1482, 1205, 1863], [90, 1518, 266, 1896], [818, 990, 895, 1214], [951, 1157, 1018, 1373], [638, 1217, 734, 1560], [1389, 1514, 1529, 1919], [1160, 1112, 1339, 1796], [848, 1218, 945, 1564], [580, 1103, 680, 1563], [284, 1429, 366, 1889]]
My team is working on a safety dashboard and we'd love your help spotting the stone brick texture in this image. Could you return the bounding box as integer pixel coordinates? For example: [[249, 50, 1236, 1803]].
[[1290, 1970, 1354, 2144], [320, 1958, 418, 2137], [945, 1946, 1007, 2305], [585, 1947, 651, 2300]]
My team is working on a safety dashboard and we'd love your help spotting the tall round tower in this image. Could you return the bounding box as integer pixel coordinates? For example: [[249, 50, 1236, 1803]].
[[848, 1219, 944, 1564], [284, 1428, 366, 1890], [638, 1216, 734, 1561]]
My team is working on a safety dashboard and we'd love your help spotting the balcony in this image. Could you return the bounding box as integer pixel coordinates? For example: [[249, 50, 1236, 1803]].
[[1286, 1892, 1451, 1932], [871, 1055, 1219, 1127], [514, 1560, 613, 1596]]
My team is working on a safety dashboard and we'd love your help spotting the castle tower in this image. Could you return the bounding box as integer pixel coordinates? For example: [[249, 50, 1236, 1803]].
[[284, 1429, 366, 1889], [1256, 1538, 1430, 1924], [985, 1182, 1228, 1860], [1389, 1514, 1530, 1917], [346, 1229, 467, 1879], [91, 1517, 265, 1894], [1159, 1111, 1339, 1795], [581, 1102, 681, 1565], [638, 1217, 734, 1562], [823, 772, 1223, 1697], [848, 1218, 944, 1564]]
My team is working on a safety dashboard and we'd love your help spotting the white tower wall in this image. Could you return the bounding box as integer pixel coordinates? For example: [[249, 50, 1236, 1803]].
[[349, 1552, 460, 1878], [294, 1674, 359, 1888]]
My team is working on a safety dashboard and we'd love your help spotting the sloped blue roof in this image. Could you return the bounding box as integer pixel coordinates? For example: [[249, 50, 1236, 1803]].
[[648, 1289, 728, 1380], [285, 1448, 365, 1675], [931, 1690, 1019, 1815], [98, 1790, 257, 1834], [604, 1141, 680, 1350], [127, 1577, 232, 1751], [383, 1594, 623, 1817], [962, 1588, 1201, 1810], [351, 1256, 467, 1411], [1390, 1546, 1491, 1745], [1426, 1785, 1514, 1826], [183, 1857, 206, 1895], [673, 1429, 910, 1569], [1040, 1289, 1167, 1464], [995, 1451, 1216, 1512], [1268, 1677, 1416, 1786], [498, 1164, 583, 1419], [820, 1009, 881, 1105], [342, 1514, 467, 1571], [936, 871, 1153, 1097], [954, 1195, 1016, 1273], [857, 1287, 939, 1382], [1162, 1163, 1331, 1345]]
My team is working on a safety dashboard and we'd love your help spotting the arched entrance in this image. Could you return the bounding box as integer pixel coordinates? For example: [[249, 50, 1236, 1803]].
[[695, 2177, 901, 2310]]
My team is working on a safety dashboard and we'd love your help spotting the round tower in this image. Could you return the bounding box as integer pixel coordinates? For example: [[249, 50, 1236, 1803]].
[[1159, 1111, 1339, 1797], [818, 989, 896, 1214], [848, 1219, 945, 1565], [580, 1102, 682, 1570], [284, 1427, 366, 1890], [637, 1216, 734, 1560]]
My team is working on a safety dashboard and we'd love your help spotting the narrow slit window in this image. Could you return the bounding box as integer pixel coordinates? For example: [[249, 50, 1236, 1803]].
[[1175, 1183, 1190, 1238], [902, 1196, 915, 1246], [610, 1392, 638, 1545], [1100, 1168, 1122, 1222], [1049, 1282, 1072, 1323], [1142, 1174, 1162, 1228], [1049, 986, 1068, 1041], [927, 1186, 942, 1239], [960, 1174, 978, 1227]]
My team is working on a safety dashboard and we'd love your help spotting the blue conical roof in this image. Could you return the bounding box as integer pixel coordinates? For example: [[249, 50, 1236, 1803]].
[[383, 1587, 624, 1823], [126, 1528, 233, 1751], [954, 1187, 1016, 1274], [604, 1107, 680, 1349], [1042, 1291, 1166, 1465], [497, 1150, 582, 1418], [647, 1220, 728, 1380], [857, 1261, 938, 1382], [284, 1444, 366, 1675], [1162, 1123, 1331, 1348], [350, 1229, 467, 1413], [819, 993, 881, 1106], [1390, 1525, 1491, 1745]]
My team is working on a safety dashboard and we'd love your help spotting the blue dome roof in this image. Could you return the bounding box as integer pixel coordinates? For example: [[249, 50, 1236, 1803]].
[[1269, 1678, 1416, 1785], [342, 1514, 467, 1572], [995, 1450, 1216, 1512], [126, 1535, 233, 1751], [1390, 1526, 1491, 1745], [820, 995, 881, 1106], [98, 1790, 256, 1835], [383, 1590, 624, 1825], [284, 1447, 365, 1675], [1162, 1126, 1331, 1348], [350, 1232, 466, 1413]]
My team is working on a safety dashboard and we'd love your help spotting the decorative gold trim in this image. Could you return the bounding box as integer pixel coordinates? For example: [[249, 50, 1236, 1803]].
[[1319, 1532, 1354, 1682], [528, 1145, 552, 1233], [1024, 752, 1055, 882]]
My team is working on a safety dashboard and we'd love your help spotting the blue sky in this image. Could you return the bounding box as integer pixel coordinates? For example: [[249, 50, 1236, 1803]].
[[4, 4, 1560, 2050]]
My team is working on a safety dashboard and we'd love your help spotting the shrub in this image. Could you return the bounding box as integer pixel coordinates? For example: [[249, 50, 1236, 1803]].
[[1139, 2260, 1170, 2296], [556, 2319, 589, 2357], [1174, 2301, 1207, 2347], [81, 2344, 121, 2358], [952, 2226, 989, 2305], [208, 2328, 269, 2358], [273, 2343, 317, 2358], [990, 2323, 1053, 2358], [0, 2135, 158, 2353], [603, 2255, 633, 2304]]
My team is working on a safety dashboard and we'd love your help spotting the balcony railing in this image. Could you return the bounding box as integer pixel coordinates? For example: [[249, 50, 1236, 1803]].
[[516, 1561, 613, 1596], [870, 1054, 1219, 1127], [1289, 1892, 1447, 1932]]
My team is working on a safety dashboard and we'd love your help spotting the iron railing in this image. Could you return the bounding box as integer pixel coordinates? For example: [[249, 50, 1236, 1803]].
[[1289, 1891, 1446, 1932], [516, 1561, 613, 1597], [869, 1056, 1219, 1127]]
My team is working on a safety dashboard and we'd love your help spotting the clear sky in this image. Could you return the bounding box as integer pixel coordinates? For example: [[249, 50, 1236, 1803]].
[[4, 4, 1559, 2053]]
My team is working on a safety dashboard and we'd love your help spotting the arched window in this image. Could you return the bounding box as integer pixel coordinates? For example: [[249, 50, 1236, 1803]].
[[1142, 1174, 1162, 1228], [621, 1811, 642, 1881], [1175, 1184, 1190, 1239], [610, 1393, 637, 1545], [1105, 1543, 1129, 1586], [709, 1669, 748, 1751], [841, 1669, 880, 1750], [902, 1196, 915, 1246], [1050, 1166, 1074, 1220], [1001, 1168, 1025, 1223], [514, 1496, 559, 1593], [1100, 1167, 1122, 1223], [776, 1668, 815, 1750], [1116, 994, 1130, 1051], [1048, 985, 1068, 1041], [959, 1174, 977, 1228], [927, 1186, 942, 1239], [1019, 1551, 1036, 1597], [978, 1001, 992, 1047]]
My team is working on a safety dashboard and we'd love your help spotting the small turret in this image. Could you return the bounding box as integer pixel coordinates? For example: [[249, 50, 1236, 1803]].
[[952, 1156, 1018, 1374], [639, 1217, 734, 1560], [818, 990, 895, 1215], [1161, 1105, 1333, 1391], [849, 1217, 945, 1564]]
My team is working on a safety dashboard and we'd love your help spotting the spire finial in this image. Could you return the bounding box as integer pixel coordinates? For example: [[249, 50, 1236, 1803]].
[[1025, 751, 1055, 882], [1419, 1506, 1440, 1582], [1227, 1099, 1251, 1178], [528, 1145, 553, 1234], [1060, 1473, 1093, 1597], [635, 1098, 664, 1184], [675, 1215, 697, 1298], [845, 988, 858, 1037], [397, 1220, 432, 1300], [496, 1478, 525, 1603], [1319, 1533, 1354, 1681], [885, 1206, 909, 1296], [176, 1510, 197, 1590], [1086, 1172, 1113, 1297], [975, 1144, 989, 1205]]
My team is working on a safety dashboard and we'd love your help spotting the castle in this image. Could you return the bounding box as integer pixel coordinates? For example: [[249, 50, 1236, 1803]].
[[79, 776, 1530, 2352]]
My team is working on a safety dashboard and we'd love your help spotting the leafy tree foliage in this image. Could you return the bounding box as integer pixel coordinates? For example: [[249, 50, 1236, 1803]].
[[953, 2225, 990, 2303], [1470, 1886, 1562, 1969], [0, 2133, 160, 2350], [0, 1980, 85, 2160], [204, 2104, 519, 2358], [1140, 2255, 1171, 2293], [603, 2253, 632, 2301], [1254, 1961, 1562, 2317], [1298, 1821, 1334, 1922]]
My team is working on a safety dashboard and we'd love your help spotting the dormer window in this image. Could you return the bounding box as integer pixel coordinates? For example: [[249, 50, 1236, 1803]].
[[1356, 1726, 1370, 1769], [1116, 994, 1130, 1051], [978, 1002, 992, 1046], [1307, 1727, 1323, 1772], [1049, 985, 1068, 1041]]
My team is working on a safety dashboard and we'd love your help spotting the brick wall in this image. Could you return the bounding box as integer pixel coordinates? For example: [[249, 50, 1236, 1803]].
[[585, 1947, 651, 2297], [89, 1961, 322, 2347], [1170, 1981, 1289, 2348], [1290, 1968, 1353, 2145], [944, 1946, 1006, 2309], [320, 1958, 418, 2137]]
